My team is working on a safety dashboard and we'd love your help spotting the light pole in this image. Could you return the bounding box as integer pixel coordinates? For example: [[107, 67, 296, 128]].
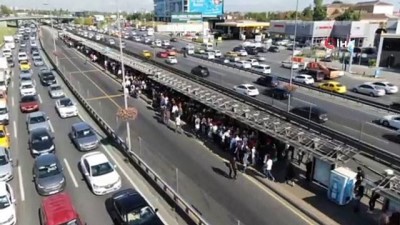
[[287, 0, 299, 112], [116, 4, 132, 152], [43, 3, 58, 66]]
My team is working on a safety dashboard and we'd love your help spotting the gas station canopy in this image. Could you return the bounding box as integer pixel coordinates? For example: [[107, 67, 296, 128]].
[[215, 20, 270, 28]]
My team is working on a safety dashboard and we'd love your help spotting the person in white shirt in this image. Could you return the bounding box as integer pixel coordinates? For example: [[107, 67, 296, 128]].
[[175, 115, 182, 133], [251, 146, 257, 166], [242, 148, 250, 173], [263, 154, 275, 181]]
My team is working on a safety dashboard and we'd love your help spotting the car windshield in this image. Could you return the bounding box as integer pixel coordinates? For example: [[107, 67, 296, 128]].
[[0, 107, 7, 114], [0, 130, 5, 138], [37, 163, 61, 178], [247, 86, 256, 90], [30, 115, 46, 124], [91, 162, 113, 176], [51, 86, 61, 91], [44, 75, 55, 80], [76, 128, 94, 138], [0, 155, 8, 166], [335, 84, 343, 87], [126, 206, 156, 225], [0, 195, 10, 209], [22, 84, 33, 89], [0, 81, 5, 86], [60, 99, 73, 107], [386, 83, 395, 87], [21, 96, 36, 102], [35, 59, 42, 62], [60, 219, 82, 225], [32, 133, 50, 144]]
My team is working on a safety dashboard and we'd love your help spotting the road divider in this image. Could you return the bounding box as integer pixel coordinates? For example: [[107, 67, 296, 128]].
[[40, 32, 210, 225], [17, 166, 25, 202]]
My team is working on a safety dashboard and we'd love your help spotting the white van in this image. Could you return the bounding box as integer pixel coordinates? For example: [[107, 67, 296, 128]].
[[206, 52, 215, 60], [186, 45, 195, 54], [0, 74, 7, 93], [201, 43, 213, 51], [0, 100, 9, 125], [252, 64, 271, 74], [2, 48, 12, 58]]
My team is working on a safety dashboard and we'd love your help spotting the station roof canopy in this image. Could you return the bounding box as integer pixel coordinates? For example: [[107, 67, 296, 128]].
[[215, 20, 270, 28]]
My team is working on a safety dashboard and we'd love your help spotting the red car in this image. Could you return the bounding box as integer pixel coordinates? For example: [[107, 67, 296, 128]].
[[166, 48, 177, 56], [157, 51, 169, 58], [20, 95, 39, 112], [40, 193, 85, 225]]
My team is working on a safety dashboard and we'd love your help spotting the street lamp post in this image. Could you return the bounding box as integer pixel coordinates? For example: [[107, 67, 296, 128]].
[[44, 3, 58, 66], [287, 0, 299, 112]]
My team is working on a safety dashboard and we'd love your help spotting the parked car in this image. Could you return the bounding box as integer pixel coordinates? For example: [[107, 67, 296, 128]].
[[19, 80, 36, 97], [156, 51, 169, 58], [107, 188, 164, 225], [370, 81, 398, 94], [40, 193, 85, 225], [0, 182, 16, 225], [265, 87, 290, 100], [246, 58, 259, 67], [233, 84, 259, 97], [252, 64, 271, 74], [281, 61, 299, 69], [0, 147, 13, 182], [255, 76, 279, 87], [39, 70, 56, 86], [20, 95, 39, 113], [379, 115, 400, 130], [166, 56, 178, 64], [48, 84, 64, 99], [7, 57, 14, 68], [29, 128, 55, 156], [80, 151, 121, 195], [291, 106, 328, 123], [33, 58, 44, 66], [70, 122, 99, 151], [33, 154, 66, 196], [56, 98, 78, 118], [235, 60, 252, 69], [318, 81, 347, 94], [26, 111, 50, 133], [293, 74, 315, 84], [352, 83, 385, 97], [191, 65, 210, 77]]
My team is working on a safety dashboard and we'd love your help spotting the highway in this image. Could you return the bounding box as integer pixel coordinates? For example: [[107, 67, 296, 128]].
[[7, 31, 181, 225], [41, 26, 318, 225], [80, 31, 400, 157]]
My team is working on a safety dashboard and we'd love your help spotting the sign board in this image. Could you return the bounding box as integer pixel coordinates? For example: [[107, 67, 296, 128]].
[[171, 13, 202, 23], [188, 0, 224, 17]]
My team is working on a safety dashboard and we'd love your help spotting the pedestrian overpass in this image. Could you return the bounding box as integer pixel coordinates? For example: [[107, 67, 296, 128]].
[[1, 15, 75, 27]]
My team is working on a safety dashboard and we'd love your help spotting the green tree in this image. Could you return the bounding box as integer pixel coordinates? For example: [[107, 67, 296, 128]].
[[335, 9, 360, 21], [302, 5, 313, 20], [83, 17, 94, 26], [74, 17, 84, 25], [0, 5, 13, 15], [313, 0, 326, 21]]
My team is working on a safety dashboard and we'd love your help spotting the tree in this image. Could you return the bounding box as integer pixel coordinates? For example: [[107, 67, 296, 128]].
[[83, 17, 94, 26], [0, 5, 13, 16], [74, 17, 84, 25], [302, 5, 313, 20], [335, 9, 360, 21], [313, 0, 326, 21]]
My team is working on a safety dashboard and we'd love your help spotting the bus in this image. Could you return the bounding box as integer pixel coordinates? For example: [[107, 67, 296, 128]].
[[3, 36, 15, 49]]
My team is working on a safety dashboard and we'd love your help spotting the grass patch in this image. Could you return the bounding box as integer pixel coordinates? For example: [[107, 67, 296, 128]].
[[0, 27, 17, 46]]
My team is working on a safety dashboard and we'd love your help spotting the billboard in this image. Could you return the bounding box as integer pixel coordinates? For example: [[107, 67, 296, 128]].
[[171, 13, 202, 23], [189, 0, 224, 17]]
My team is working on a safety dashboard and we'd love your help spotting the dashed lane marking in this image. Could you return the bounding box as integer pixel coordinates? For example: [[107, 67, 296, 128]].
[[17, 166, 25, 202], [11, 96, 14, 107], [48, 119, 54, 133], [13, 121, 17, 138], [85, 94, 124, 101], [63, 158, 79, 188], [38, 94, 43, 104]]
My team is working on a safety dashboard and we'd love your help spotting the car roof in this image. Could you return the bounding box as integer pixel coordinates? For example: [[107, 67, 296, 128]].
[[50, 84, 61, 88], [35, 154, 58, 167], [241, 84, 254, 87], [72, 122, 91, 131], [84, 152, 108, 166], [31, 127, 50, 136], [0, 182, 8, 195], [42, 193, 78, 225], [21, 80, 33, 85], [326, 81, 341, 84], [112, 188, 148, 213]]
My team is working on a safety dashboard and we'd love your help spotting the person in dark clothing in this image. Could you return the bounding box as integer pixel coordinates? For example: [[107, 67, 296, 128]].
[[228, 156, 238, 180], [354, 167, 365, 192], [353, 184, 365, 213], [368, 189, 381, 212], [387, 54, 395, 68], [285, 162, 296, 186], [305, 159, 313, 182]]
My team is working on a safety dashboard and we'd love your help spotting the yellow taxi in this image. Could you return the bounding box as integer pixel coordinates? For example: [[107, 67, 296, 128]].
[[0, 125, 10, 149], [318, 81, 347, 94], [142, 50, 152, 59], [225, 51, 239, 57], [20, 60, 31, 71]]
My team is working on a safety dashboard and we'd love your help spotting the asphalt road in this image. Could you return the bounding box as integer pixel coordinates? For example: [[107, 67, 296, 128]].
[[42, 27, 317, 225], [8, 32, 181, 225], [81, 33, 400, 157]]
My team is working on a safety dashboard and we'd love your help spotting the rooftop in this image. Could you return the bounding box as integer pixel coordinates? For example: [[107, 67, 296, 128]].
[[356, 0, 393, 6]]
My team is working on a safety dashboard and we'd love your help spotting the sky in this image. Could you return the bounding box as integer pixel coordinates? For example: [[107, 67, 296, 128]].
[[1, 0, 399, 12]]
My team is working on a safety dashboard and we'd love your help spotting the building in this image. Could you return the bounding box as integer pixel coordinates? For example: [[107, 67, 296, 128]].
[[73, 11, 89, 17], [326, 2, 353, 18], [353, 0, 394, 16], [154, 0, 224, 22], [215, 20, 269, 39], [376, 33, 400, 68], [269, 20, 379, 48], [93, 15, 105, 22]]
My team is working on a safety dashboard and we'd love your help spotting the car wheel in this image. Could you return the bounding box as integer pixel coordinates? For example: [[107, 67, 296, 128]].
[[382, 121, 390, 127], [369, 92, 375, 97], [353, 88, 358, 93]]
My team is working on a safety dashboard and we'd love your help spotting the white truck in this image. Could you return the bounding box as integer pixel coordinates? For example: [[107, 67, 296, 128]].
[[3, 36, 15, 49], [0, 57, 11, 84]]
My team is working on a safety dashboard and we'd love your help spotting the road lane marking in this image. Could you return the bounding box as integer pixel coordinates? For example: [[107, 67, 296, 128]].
[[13, 121, 17, 138], [17, 166, 25, 202], [38, 94, 43, 103], [70, 70, 99, 74], [63, 158, 79, 188], [11, 81, 13, 88], [60, 54, 122, 109], [11, 96, 14, 107], [48, 120, 54, 132], [85, 94, 124, 101]]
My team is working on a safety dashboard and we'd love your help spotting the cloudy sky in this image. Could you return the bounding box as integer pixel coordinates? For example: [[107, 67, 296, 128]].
[[1, 0, 399, 12]]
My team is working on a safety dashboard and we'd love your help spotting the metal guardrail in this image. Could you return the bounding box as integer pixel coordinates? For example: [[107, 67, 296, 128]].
[[39, 37, 210, 225], [65, 30, 400, 172], [190, 53, 400, 114]]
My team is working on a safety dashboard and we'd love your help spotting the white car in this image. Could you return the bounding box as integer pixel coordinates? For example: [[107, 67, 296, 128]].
[[108, 39, 115, 45], [238, 49, 248, 56], [247, 59, 259, 67], [380, 115, 400, 130], [213, 50, 222, 57], [80, 151, 121, 195], [233, 84, 259, 97], [56, 97, 78, 118], [293, 74, 315, 84], [30, 41, 37, 47], [370, 81, 398, 94], [352, 83, 385, 97], [2, 49, 12, 58], [281, 61, 299, 69], [166, 56, 178, 64], [134, 36, 142, 42], [206, 52, 215, 60], [252, 64, 271, 74], [0, 182, 16, 225], [17, 52, 28, 61], [235, 60, 252, 69], [48, 84, 65, 98], [162, 40, 170, 46], [19, 81, 36, 96]]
